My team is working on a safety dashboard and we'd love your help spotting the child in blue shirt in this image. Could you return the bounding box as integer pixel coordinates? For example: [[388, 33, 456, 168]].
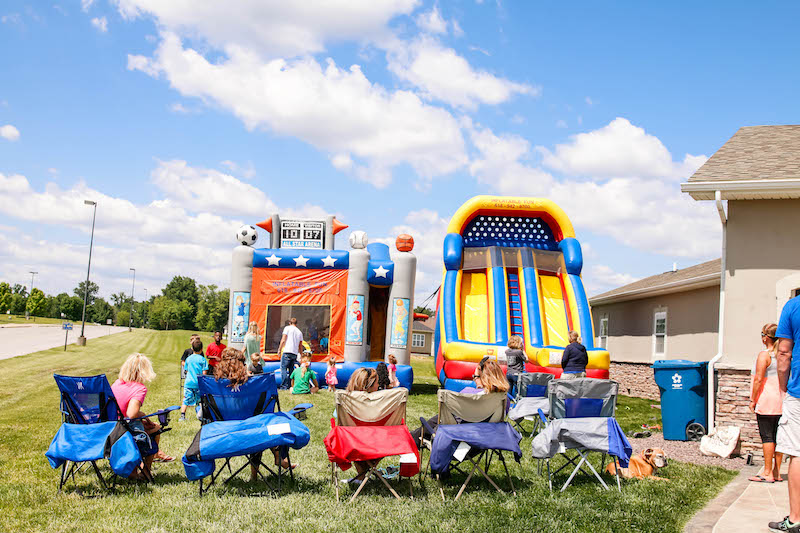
[[180, 343, 208, 421]]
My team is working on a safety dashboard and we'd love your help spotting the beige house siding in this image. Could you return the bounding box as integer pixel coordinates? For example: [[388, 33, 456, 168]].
[[410, 329, 433, 356], [592, 286, 720, 364], [723, 199, 800, 369]]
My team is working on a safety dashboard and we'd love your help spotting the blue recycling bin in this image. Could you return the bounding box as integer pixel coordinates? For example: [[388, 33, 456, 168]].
[[652, 360, 709, 441]]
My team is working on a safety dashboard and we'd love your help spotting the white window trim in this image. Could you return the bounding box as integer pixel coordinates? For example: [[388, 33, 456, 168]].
[[652, 309, 667, 359], [412, 333, 425, 348], [598, 316, 608, 350]]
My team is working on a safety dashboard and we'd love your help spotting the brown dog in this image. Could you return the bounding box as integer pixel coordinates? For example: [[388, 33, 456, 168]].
[[605, 447, 669, 480]]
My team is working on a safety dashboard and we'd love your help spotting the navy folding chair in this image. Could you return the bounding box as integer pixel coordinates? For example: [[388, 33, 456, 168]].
[[51, 374, 177, 491], [197, 373, 309, 495]]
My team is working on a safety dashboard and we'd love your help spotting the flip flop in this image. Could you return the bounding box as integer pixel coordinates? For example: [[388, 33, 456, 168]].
[[748, 475, 775, 483], [154, 454, 175, 463]]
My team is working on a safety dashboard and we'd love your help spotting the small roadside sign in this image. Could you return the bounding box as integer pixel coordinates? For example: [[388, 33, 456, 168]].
[[106, 319, 112, 325], [63, 323, 73, 351]]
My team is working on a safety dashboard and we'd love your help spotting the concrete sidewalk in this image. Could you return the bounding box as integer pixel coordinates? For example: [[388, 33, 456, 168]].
[[686, 465, 790, 532]]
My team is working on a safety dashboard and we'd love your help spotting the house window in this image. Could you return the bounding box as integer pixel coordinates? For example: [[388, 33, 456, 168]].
[[653, 310, 667, 357], [792, 288, 800, 298], [598, 317, 608, 350], [412, 333, 425, 348]]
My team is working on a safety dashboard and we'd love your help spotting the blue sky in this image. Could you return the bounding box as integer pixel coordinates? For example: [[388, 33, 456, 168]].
[[1, 1, 799, 304]]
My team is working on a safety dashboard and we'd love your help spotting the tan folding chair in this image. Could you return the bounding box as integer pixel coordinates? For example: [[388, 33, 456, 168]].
[[423, 390, 516, 501], [330, 388, 415, 502]]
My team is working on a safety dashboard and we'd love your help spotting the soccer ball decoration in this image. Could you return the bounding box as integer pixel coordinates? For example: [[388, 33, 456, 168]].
[[349, 230, 368, 249], [236, 225, 259, 246]]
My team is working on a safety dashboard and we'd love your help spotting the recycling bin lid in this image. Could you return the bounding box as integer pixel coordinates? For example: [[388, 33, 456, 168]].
[[651, 359, 708, 369]]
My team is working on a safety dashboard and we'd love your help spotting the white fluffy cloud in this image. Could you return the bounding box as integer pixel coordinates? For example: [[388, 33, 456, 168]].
[[538, 117, 703, 180], [468, 119, 718, 259], [415, 7, 447, 34], [0, 162, 327, 296], [128, 33, 467, 187], [388, 37, 537, 109], [115, 0, 419, 59], [0, 124, 20, 141], [584, 265, 639, 295], [91, 16, 107, 33]]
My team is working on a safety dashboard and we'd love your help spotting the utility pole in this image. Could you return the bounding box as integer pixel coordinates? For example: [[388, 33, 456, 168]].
[[129, 268, 136, 332], [26, 271, 37, 320], [78, 200, 97, 346]]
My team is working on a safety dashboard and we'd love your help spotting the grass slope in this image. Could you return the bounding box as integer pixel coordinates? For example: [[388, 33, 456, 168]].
[[0, 330, 735, 533]]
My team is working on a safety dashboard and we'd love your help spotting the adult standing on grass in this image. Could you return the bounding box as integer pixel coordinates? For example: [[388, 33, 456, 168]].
[[750, 323, 785, 483], [771, 297, 800, 533], [277, 318, 303, 390], [205, 330, 226, 375]]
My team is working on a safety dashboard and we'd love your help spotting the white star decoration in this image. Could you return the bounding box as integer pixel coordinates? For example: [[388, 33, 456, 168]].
[[294, 255, 309, 267], [373, 265, 389, 278], [321, 255, 337, 267], [266, 254, 281, 266]]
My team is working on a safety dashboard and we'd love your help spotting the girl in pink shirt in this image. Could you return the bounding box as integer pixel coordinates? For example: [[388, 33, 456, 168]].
[[388, 354, 400, 388], [111, 353, 174, 478]]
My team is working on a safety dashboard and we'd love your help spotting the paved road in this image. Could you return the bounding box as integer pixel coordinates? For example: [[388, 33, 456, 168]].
[[0, 324, 129, 360]]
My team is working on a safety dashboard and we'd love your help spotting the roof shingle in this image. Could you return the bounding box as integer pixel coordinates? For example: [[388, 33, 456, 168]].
[[590, 259, 721, 303], [688, 125, 800, 183]]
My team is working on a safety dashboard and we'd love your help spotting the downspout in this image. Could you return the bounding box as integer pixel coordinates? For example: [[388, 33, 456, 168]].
[[709, 190, 727, 431]]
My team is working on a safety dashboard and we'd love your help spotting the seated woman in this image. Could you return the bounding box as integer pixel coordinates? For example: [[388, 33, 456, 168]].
[[213, 348, 296, 481], [340, 368, 379, 486], [111, 353, 174, 480], [410, 359, 509, 447]]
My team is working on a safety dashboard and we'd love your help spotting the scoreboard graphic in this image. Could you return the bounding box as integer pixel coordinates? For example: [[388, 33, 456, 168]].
[[280, 219, 324, 249]]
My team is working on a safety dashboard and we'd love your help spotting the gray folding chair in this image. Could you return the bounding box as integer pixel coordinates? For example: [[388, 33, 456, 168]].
[[508, 372, 553, 436], [423, 390, 516, 501], [538, 378, 622, 492]]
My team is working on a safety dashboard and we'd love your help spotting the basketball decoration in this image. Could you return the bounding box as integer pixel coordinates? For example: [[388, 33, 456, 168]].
[[396, 234, 414, 252]]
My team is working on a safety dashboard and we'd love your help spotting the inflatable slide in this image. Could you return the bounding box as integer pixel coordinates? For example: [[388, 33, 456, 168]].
[[434, 196, 610, 390]]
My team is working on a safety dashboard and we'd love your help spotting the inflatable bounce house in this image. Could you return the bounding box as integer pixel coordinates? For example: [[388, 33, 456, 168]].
[[228, 214, 415, 388], [434, 196, 610, 390]]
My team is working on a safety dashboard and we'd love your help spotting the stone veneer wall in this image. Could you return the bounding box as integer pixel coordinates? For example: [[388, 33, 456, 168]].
[[610, 362, 660, 400], [715, 367, 760, 457]]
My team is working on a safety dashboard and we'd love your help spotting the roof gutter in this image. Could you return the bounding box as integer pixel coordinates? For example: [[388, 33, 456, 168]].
[[681, 178, 800, 200], [709, 190, 727, 432]]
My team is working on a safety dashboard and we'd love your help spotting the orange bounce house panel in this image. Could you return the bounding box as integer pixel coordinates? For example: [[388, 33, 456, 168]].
[[250, 268, 348, 362]]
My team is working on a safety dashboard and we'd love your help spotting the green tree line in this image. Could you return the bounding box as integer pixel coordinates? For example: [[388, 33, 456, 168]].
[[0, 276, 229, 332]]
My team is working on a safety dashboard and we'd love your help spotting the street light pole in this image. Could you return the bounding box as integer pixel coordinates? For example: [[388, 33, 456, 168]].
[[78, 200, 97, 346], [26, 271, 37, 320], [129, 268, 136, 332]]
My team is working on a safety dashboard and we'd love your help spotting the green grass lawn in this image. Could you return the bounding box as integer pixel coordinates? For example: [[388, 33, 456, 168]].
[[0, 330, 735, 533]]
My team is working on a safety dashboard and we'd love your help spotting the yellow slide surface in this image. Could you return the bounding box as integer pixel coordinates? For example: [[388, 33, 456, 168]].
[[460, 271, 489, 343], [539, 274, 569, 346]]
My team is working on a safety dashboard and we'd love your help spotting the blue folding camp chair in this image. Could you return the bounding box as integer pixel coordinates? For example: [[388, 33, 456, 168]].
[[195, 373, 311, 495], [48, 374, 178, 491]]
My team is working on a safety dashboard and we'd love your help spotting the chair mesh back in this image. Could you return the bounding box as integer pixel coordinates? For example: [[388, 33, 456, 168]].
[[516, 372, 554, 399], [198, 374, 278, 422], [548, 378, 618, 419], [437, 390, 507, 425], [335, 388, 408, 427], [53, 374, 119, 424]]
